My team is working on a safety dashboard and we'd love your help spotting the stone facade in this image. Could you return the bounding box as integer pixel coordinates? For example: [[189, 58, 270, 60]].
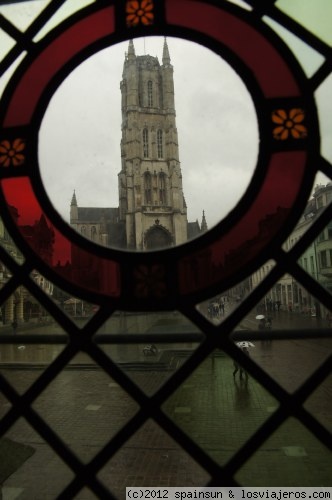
[[70, 39, 205, 250]]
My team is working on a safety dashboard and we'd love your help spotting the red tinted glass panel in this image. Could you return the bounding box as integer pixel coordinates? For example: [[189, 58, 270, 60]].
[[1, 177, 120, 297], [178, 151, 307, 294]]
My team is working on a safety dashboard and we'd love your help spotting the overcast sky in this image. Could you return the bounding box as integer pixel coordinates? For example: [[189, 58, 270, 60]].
[[38, 37, 259, 230]]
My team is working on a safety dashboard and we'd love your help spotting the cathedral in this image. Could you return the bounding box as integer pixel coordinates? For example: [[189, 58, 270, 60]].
[[70, 39, 207, 250]]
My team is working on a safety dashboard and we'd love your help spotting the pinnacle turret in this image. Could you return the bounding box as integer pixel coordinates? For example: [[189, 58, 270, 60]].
[[201, 210, 208, 232], [71, 190, 77, 206], [162, 37, 171, 66], [127, 39, 136, 61]]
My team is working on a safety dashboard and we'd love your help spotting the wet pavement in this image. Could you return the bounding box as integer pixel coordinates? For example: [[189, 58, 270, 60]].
[[0, 312, 331, 499]]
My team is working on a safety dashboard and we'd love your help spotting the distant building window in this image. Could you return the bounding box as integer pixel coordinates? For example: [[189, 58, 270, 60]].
[[143, 128, 149, 157], [320, 250, 327, 268], [310, 255, 314, 273], [159, 173, 166, 205], [157, 129, 163, 158], [81, 226, 86, 236], [148, 80, 153, 107], [144, 172, 152, 204]]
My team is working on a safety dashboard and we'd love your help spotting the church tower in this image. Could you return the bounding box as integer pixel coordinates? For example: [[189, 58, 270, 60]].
[[118, 39, 188, 250]]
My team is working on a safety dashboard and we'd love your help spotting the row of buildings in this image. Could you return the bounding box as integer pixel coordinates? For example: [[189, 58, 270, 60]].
[[249, 182, 332, 317], [1, 182, 331, 324], [0, 212, 55, 325]]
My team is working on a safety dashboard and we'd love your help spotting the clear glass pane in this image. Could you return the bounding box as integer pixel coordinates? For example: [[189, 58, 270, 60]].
[[0, 51, 27, 99], [98, 420, 211, 493], [30, 270, 99, 327], [0, 0, 51, 31], [225, 0, 252, 11], [235, 417, 332, 486], [163, 351, 278, 466], [0, 29, 15, 61], [263, 17, 325, 78], [276, 0, 332, 46], [283, 174, 332, 252], [1, 417, 75, 496], [248, 335, 332, 393], [197, 262, 276, 326], [315, 74, 332, 164], [0, 343, 67, 394], [32, 357, 139, 463], [0, 216, 24, 265], [96, 310, 202, 395], [33, 0, 96, 42], [304, 374, 332, 434]]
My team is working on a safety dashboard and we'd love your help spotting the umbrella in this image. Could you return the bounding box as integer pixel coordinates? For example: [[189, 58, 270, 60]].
[[256, 314, 265, 320], [236, 341, 255, 348]]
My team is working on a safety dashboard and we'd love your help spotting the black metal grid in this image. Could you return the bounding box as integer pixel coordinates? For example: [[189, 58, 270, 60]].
[[0, 0, 331, 497]]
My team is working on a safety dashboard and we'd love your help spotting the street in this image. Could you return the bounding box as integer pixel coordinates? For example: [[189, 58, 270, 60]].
[[0, 310, 331, 499]]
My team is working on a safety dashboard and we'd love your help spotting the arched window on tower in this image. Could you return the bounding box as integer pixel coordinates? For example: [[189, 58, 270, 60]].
[[144, 172, 152, 204], [143, 128, 149, 158], [81, 225, 86, 236], [147, 80, 153, 107], [159, 173, 167, 205], [157, 129, 163, 158]]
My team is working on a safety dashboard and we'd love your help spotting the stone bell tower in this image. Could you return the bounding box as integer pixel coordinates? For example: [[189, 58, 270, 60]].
[[118, 38, 188, 250]]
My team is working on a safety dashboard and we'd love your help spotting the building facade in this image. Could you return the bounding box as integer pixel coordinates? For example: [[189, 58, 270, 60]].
[[70, 39, 204, 250], [1, 210, 55, 324], [249, 182, 332, 316], [0, 212, 25, 325]]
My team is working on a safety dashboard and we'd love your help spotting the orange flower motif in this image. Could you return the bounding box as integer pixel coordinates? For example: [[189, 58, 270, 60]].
[[126, 0, 154, 27], [0, 138, 25, 167], [134, 264, 166, 298], [272, 108, 307, 140]]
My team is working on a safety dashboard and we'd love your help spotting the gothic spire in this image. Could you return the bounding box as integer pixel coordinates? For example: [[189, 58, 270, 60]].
[[201, 210, 208, 232], [71, 190, 77, 206], [162, 37, 171, 65], [128, 39, 136, 61]]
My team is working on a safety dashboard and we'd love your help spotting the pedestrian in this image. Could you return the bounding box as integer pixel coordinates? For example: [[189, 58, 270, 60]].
[[233, 347, 249, 380], [258, 318, 266, 330]]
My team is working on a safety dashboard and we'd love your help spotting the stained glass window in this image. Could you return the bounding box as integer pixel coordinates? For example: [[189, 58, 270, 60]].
[[0, 0, 331, 497]]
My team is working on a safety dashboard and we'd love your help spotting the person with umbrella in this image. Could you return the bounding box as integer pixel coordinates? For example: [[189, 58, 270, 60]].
[[256, 314, 266, 330], [233, 342, 254, 380]]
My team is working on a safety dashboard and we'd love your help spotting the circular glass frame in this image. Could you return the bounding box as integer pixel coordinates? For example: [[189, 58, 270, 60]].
[[0, 1, 319, 309]]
